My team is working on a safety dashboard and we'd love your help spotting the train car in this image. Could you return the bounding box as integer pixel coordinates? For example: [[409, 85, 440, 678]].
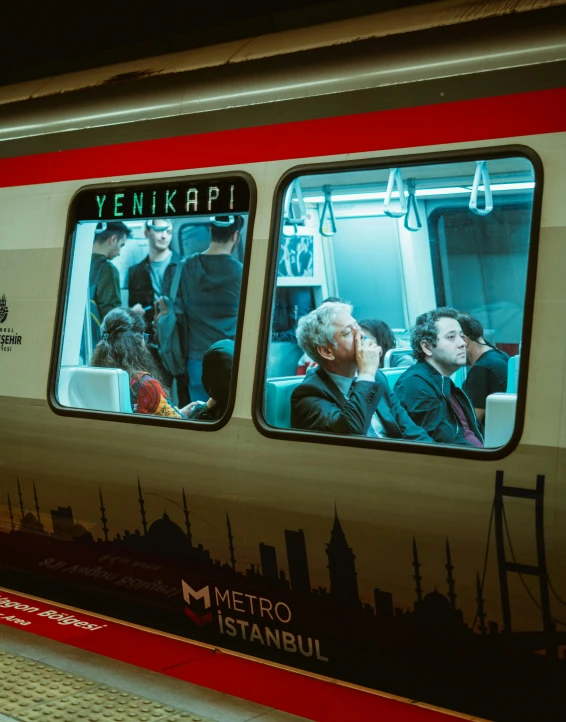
[[1, 1, 566, 719]]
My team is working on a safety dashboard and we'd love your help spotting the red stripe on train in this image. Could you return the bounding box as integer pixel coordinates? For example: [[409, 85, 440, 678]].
[[1, 87, 565, 188]]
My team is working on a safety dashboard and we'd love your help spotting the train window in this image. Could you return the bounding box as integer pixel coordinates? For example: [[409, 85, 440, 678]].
[[258, 152, 540, 456], [51, 175, 253, 426]]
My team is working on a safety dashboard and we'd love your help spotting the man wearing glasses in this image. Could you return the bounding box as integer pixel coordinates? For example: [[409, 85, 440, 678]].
[[128, 219, 181, 320], [128, 219, 186, 400]]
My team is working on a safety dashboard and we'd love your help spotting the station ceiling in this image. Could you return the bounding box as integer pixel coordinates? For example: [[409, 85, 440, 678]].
[[1, 1, 433, 87]]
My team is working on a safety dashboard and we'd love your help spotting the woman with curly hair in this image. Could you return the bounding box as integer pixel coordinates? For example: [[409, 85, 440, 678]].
[[91, 307, 192, 418]]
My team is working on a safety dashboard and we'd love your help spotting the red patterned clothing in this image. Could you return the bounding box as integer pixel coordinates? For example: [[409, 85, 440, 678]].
[[130, 372, 184, 418]]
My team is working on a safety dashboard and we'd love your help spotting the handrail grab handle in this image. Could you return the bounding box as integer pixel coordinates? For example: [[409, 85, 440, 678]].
[[319, 185, 337, 237], [383, 168, 407, 218], [469, 160, 494, 216], [404, 178, 422, 231], [284, 179, 307, 225]]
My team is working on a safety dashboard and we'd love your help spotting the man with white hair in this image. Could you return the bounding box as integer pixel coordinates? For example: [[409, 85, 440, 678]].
[[291, 301, 432, 441]]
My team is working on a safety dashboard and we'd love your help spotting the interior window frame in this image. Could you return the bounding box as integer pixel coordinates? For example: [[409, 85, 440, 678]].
[[48, 170, 257, 431], [252, 145, 543, 460]]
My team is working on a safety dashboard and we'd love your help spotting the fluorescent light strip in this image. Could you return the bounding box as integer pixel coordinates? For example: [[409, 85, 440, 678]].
[[302, 182, 535, 203]]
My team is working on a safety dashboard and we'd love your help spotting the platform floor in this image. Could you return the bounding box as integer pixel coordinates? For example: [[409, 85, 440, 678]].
[[0, 625, 306, 722]]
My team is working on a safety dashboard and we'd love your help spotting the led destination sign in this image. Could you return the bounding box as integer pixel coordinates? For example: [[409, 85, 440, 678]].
[[74, 177, 251, 221]]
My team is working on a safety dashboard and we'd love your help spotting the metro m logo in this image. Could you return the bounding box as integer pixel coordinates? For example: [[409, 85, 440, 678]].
[[181, 580, 213, 626]]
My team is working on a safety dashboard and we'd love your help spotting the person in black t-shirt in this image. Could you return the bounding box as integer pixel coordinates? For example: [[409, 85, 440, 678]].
[[458, 313, 510, 424], [171, 215, 243, 402]]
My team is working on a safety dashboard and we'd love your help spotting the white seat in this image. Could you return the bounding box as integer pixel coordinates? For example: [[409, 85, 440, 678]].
[[451, 366, 468, 389], [58, 366, 132, 414], [381, 368, 405, 390], [484, 393, 517, 448], [506, 355, 520, 393], [383, 348, 413, 369], [264, 376, 304, 428]]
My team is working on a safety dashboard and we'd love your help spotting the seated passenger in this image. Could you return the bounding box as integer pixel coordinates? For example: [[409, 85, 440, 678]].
[[458, 313, 510, 424], [91, 308, 192, 418], [290, 301, 432, 441], [394, 308, 483, 446], [186, 340, 234, 422], [359, 318, 414, 368]]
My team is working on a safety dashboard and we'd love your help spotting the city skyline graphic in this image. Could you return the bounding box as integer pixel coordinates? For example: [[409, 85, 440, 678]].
[[1, 469, 565, 722]]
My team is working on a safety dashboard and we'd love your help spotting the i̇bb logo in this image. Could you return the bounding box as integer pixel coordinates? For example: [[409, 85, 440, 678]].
[[0, 295, 8, 324]]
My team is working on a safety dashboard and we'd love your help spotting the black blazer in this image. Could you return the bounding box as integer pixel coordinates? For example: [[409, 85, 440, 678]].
[[291, 368, 432, 442]]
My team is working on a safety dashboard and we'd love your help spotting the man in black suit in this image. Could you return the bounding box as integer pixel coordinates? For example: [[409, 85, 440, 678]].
[[291, 301, 432, 442]]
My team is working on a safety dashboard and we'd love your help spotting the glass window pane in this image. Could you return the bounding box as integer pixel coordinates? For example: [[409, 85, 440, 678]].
[[262, 155, 537, 454], [54, 176, 251, 424]]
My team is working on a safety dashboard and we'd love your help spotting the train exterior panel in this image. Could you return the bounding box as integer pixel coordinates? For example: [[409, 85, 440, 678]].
[[1, 4, 566, 720]]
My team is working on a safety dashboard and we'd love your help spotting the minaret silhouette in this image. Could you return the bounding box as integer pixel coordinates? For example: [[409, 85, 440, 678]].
[[412, 536, 423, 604], [99, 488, 109, 542], [32, 482, 44, 531], [325, 505, 360, 607], [226, 514, 236, 571], [182, 489, 192, 546], [476, 573, 487, 635], [137, 478, 148, 535], [445, 539, 456, 609], [7, 493, 15, 531], [17, 477, 25, 523]]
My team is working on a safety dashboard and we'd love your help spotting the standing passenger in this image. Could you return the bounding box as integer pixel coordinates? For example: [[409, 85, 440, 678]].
[[128, 219, 181, 322], [174, 215, 243, 402], [90, 221, 131, 343], [394, 308, 483, 446], [127, 219, 188, 404], [458, 313, 510, 423]]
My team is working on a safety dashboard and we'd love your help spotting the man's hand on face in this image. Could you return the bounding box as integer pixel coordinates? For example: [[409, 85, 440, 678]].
[[355, 328, 382, 378]]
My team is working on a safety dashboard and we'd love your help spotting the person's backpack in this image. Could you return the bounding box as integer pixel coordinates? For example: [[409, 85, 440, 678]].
[[155, 259, 187, 377]]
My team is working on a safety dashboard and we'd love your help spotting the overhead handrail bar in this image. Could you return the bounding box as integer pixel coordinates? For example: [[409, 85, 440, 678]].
[[283, 178, 307, 226], [319, 185, 337, 237], [469, 160, 494, 216], [383, 168, 407, 218], [404, 179, 422, 231]]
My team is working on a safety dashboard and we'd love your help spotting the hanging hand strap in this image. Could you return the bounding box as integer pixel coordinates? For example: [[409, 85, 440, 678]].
[[319, 185, 337, 237], [469, 160, 493, 216], [284, 178, 307, 225], [404, 179, 422, 231], [384, 168, 407, 218]]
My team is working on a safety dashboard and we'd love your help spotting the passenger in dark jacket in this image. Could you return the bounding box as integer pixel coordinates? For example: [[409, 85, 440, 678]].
[[186, 340, 234, 422], [89, 221, 131, 344], [290, 301, 432, 442], [128, 219, 182, 339], [128, 220, 180, 308], [128, 219, 188, 406], [170, 215, 243, 402], [394, 307, 483, 447]]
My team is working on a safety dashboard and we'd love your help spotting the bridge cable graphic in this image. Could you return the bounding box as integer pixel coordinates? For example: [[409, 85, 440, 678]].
[[471, 500, 495, 633], [494, 470, 564, 659]]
